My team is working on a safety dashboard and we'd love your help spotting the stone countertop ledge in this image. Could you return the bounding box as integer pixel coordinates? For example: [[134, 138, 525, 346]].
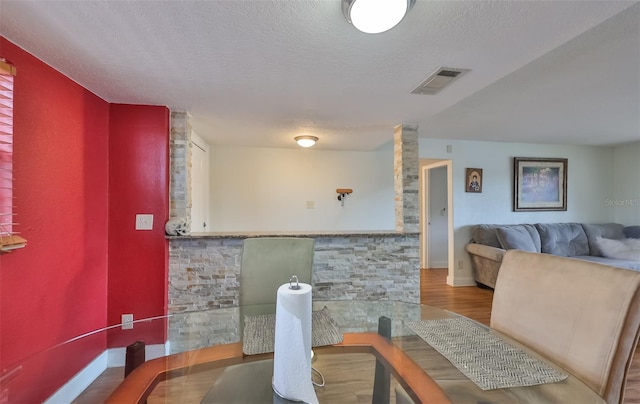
[[166, 230, 419, 239]]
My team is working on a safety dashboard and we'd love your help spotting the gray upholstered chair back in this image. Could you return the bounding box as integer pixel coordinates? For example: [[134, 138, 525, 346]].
[[239, 237, 315, 307], [492, 250, 640, 404]]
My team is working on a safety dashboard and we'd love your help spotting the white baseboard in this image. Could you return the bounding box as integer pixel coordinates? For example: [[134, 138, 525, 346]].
[[107, 343, 169, 367], [44, 343, 168, 403], [446, 274, 476, 287], [428, 260, 448, 268], [44, 351, 108, 404]]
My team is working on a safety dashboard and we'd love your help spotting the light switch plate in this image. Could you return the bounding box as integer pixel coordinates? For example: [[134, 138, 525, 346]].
[[135, 214, 154, 230], [121, 314, 134, 330]]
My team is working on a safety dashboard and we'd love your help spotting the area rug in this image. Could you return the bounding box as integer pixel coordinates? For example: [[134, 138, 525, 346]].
[[406, 317, 567, 390], [242, 307, 343, 355]]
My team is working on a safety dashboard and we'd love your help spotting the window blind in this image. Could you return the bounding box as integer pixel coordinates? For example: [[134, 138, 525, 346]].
[[0, 59, 25, 252]]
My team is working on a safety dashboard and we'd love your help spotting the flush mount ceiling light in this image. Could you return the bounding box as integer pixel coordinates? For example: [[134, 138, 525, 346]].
[[342, 0, 416, 34], [295, 135, 318, 148]]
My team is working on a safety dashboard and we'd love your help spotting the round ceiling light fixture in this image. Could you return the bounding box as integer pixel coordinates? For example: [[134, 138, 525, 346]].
[[342, 0, 416, 34], [295, 135, 318, 148]]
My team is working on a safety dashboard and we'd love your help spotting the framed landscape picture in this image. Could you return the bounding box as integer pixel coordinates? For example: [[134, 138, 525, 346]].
[[513, 157, 567, 211], [465, 168, 483, 193]]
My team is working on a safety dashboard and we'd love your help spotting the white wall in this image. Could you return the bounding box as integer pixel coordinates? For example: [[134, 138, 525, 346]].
[[613, 141, 640, 225], [419, 139, 617, 285], [205, 139, 627, 285], [208, 146, 395, 232]]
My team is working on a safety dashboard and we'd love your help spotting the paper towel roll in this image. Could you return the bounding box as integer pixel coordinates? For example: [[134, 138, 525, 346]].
[[272, 281, 318, 404]]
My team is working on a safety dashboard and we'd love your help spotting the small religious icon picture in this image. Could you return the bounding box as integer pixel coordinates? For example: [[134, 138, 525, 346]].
[[466, 168, 483, 193]]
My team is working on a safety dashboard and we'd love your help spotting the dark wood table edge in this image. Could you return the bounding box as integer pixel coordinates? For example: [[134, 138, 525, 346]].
[[105, 332, 451, 404]]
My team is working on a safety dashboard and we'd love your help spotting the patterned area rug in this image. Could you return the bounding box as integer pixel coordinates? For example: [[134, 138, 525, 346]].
[[243, 307, 343, 355], [407, 318, 568, 390]]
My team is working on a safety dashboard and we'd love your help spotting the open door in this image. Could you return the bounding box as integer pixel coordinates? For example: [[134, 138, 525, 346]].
[[421, 160, 454, 284]]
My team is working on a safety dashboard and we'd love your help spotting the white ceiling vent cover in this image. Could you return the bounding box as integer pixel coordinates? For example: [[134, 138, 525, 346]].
[[411, 67, 470, 95]]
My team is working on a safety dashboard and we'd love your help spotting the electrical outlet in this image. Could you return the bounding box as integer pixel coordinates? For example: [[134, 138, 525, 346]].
[[135, 214, 153, 230], [457, 260, 464, 270], [122, 314, 134, 330], [306, 201, 315, 209]]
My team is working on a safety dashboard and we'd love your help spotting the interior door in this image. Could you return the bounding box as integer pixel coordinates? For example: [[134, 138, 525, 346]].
[[428, 166, 449, 268]]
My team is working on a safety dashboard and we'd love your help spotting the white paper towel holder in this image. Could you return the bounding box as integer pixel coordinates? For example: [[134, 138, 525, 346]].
[[289, 275, 301, 290], [272, 275, 316, 402]]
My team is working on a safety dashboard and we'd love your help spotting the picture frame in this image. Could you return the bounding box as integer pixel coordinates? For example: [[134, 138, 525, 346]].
[[513, 157, 567, 211], [465, 168, 483, 193]]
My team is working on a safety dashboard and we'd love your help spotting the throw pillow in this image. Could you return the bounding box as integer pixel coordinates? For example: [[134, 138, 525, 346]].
[[583, 223, 625, 256], [596, 237, 640, 261], [496, 226, 538, 252]]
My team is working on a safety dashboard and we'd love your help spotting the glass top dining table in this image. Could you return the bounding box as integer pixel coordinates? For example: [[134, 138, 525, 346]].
[[104, 300, 605, 404]]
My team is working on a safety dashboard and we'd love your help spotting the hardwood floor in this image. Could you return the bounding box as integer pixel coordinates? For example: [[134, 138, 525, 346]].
[[74, 268, 639, 403], [419, 268, 493, 326]]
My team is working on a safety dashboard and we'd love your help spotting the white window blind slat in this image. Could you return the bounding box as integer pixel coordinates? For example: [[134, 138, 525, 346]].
[[0, 58, 24, 252]]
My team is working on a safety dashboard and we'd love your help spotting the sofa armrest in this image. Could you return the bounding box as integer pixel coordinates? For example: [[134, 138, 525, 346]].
[[466, 243, 506, 263], [465, 243, 506, 288]]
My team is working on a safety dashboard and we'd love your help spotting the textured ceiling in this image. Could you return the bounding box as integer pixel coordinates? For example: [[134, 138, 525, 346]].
[[1, 0, 638, 150]]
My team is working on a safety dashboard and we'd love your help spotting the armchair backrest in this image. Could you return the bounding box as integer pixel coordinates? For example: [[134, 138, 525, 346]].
[[491, 250, 640, 404]]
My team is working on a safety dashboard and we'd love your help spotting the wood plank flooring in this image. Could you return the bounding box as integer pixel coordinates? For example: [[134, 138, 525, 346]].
[[73, 268, 640, 403]]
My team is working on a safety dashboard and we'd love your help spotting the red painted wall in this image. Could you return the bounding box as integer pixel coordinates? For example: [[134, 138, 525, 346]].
[[107, 104, 169, 347], [0, 38, 109, 402], [0, 38, 170, 401]]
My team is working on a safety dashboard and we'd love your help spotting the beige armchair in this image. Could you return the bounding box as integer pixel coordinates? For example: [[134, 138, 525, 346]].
[[491, 250, 640, 404]]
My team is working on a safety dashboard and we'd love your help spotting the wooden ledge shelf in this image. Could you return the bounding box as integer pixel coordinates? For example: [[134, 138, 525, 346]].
[[0, 235, 27, 253]]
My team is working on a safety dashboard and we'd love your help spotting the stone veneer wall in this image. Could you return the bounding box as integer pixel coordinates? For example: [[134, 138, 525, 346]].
[[394, 124, 420, 232], [167, 233, 419, 350], [169, 234, 420, 312], [169, 111, 191, 219]]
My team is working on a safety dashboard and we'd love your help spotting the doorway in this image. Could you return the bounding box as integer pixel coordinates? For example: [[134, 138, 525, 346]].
[[421, 160, 454, 284]]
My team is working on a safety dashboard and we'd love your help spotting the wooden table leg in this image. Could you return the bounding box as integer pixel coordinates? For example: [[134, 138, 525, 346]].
[[372, 316, 391, 404]]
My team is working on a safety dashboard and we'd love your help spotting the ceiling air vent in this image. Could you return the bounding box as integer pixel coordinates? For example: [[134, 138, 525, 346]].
[[411, 67, 470, 95]]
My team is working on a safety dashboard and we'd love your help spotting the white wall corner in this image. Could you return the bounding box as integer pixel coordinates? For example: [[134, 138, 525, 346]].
[[447, 274, 476, 287]]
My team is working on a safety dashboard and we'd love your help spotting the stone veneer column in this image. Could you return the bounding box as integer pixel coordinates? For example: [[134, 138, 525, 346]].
[[169, 111, 192, 220], [394, 124, 419, 232]]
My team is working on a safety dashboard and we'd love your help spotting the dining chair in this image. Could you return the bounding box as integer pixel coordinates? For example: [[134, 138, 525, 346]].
[[201, 237, 315, 402], [239, 237, 315, 314], [491, 250, 640, 404]]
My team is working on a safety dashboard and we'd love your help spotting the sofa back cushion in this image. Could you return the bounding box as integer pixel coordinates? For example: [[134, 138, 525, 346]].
[[471, 225, 503, 248], [583, 223, 625, 256], [472, 224, 540, 250], [492, 250, 640, 404], [496, 225, 541, 252], [624, 226, 640, 239], [535, 223, 589, 257]]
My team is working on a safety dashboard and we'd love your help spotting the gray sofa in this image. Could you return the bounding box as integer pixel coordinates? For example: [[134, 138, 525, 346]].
[[466, 223, 640, 288]]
